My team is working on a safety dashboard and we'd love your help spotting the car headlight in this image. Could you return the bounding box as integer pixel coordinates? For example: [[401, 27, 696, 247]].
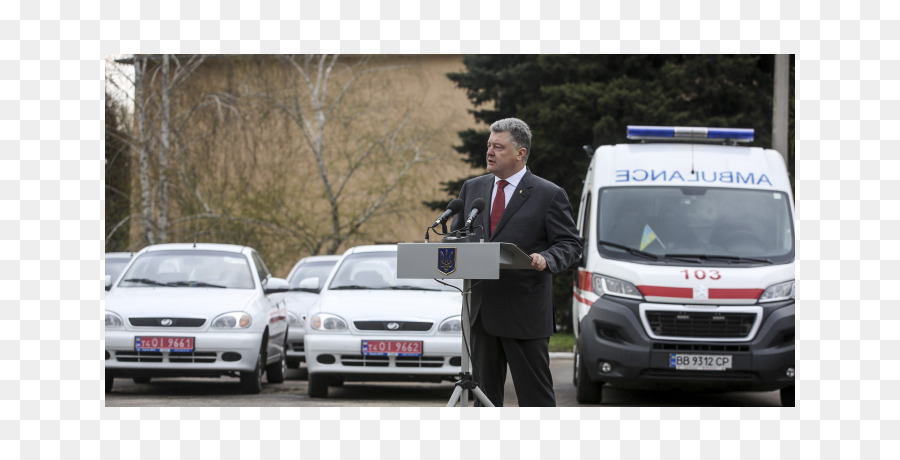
[[287, 311, 304, 327], [105, 311, 124, 329], [759, 280, 795, 303], [309, 313, 348, 332], [592, 274, 643, 300], [211, 312, 252, 329], [439, 316, 462, 333]]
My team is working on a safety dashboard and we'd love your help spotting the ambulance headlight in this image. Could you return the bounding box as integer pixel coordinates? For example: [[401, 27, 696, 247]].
[[759, 280, 795, 303], [592, 274, 643, 300]]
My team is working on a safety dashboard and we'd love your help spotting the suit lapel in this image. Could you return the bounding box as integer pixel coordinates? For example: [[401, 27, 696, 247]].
[[489, 171, 533, 240]]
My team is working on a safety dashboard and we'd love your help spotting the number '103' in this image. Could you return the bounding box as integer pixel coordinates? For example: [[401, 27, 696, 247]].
[[680, 269, 721, 280]]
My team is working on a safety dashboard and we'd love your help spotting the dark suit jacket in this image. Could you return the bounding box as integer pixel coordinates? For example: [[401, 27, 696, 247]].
[[450, 170, 582, 339]]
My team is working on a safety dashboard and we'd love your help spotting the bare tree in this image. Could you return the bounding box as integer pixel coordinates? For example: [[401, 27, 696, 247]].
[[270, 55, 437, 254]]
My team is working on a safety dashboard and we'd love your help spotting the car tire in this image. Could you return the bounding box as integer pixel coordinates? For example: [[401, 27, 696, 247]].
[[780, 385, 795, 407], [297, 366, 309, 381], [572, 346, 579, 387], [575, 346, 603, 404], [308, 373, 329, 398], [266, 340, 287, 384], [240, 349, 265, 394], [132, 376, 151, 384], [105, 371, 113, 393]]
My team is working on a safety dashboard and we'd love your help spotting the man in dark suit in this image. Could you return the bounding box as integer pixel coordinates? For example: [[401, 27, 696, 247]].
[[449, 118, 582, 407]]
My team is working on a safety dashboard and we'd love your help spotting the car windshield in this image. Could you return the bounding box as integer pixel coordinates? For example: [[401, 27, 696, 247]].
[[117, 250, 255, 289], [597, 186, 794, 265], [329, 251, 462, 291], [287, 261, 337, 291]]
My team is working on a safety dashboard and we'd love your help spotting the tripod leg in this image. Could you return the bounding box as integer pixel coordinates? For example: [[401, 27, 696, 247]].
[[446, 384, 464, 407], [471, 386, 496, 407]]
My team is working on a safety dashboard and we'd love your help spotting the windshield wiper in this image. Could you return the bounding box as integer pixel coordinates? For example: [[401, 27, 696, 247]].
[[288, 287, 318, 293], [330, 285, 385, 290], [597, 240, 659, 260], [165, 281, 227, 288], [390, 286, 442, 291], [121, 278, 166, 287], [664, 254, 773, 265]]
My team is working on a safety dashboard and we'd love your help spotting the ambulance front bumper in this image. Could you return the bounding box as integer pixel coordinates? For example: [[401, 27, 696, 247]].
[[578, 296, 795, 392]]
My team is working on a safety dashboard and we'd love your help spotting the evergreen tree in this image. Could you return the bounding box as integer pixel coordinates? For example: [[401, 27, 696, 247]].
[[436, 55, 793, 333]]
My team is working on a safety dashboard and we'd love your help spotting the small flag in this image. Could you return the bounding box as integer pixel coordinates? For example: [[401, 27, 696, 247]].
[[639, 225, 663, 250]]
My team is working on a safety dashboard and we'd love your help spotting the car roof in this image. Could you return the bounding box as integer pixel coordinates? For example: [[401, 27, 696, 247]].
[[296, 255, 342, 263], [342, 244, 398, 255], [138, 243, 249, 254]]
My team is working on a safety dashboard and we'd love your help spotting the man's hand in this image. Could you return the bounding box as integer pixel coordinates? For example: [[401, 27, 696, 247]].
[[530, 253, 547, 271]]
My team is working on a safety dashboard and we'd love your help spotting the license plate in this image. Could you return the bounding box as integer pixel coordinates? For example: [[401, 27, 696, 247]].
[[669, 354, 732, 371], [135, 336, 195, 352], [361, 340, 423, 356]]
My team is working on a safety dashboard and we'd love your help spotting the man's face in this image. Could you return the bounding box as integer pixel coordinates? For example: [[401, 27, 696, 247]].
[[486, 131, 525, 179]]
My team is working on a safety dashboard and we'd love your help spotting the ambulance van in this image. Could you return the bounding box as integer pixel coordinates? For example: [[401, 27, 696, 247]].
[[571, 126, 795, 406]]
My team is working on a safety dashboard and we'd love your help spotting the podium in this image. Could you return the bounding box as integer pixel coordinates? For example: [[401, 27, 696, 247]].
[[397, 242, 534, 407]]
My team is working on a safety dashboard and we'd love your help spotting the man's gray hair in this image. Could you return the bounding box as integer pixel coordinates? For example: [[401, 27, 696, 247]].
[[491, 118, 532, 163]]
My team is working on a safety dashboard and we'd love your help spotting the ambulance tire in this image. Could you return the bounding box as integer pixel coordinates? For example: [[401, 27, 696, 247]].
[[575, 346, 603, 404], [780, 385, 795, 407]]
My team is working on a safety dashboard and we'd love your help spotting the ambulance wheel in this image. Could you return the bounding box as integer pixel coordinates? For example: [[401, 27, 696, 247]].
[[575, 346, 603, 404], [780, 385, 795, 407]]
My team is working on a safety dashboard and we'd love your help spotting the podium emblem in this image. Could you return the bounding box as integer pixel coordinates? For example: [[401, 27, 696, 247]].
[[437, 247, 457, 276]]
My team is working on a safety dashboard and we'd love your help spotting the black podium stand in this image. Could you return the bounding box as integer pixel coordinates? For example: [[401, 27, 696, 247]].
[[397, 242, 534, 407]]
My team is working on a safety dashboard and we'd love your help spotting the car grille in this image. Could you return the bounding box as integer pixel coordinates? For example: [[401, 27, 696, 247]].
[[353, 321, 433, 331], [114, 351, 217, 363], [129, 317, 206, 327], [644, 311, 757, 339], [338, 354, 450, 368]]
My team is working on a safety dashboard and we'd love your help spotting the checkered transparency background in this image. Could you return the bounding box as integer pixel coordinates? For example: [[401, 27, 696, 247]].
[[1, 0, 894, 458]]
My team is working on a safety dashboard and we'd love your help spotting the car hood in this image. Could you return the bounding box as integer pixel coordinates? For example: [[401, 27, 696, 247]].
[[310, 289, 461, 321], [276, 290, 320, 313], [105, 287, 258, 316]]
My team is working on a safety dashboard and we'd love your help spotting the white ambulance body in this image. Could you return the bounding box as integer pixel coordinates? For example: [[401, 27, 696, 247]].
[[571, 126, 795, 406]]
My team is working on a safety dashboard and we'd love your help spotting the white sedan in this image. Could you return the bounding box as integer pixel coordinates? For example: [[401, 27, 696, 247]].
[[304, 245, 463, 398], [104, 243, 290, 394], [277, 255, 340, 374]]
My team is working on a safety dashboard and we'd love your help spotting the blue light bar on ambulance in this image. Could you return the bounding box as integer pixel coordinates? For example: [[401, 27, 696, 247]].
[[627, 126, 754, 143]]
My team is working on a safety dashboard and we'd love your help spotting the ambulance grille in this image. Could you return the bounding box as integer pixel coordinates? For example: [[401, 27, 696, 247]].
[[644, 311, 757, 339]]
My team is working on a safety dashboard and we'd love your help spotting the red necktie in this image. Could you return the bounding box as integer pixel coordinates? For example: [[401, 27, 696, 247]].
[[490, 180, 509, 235]]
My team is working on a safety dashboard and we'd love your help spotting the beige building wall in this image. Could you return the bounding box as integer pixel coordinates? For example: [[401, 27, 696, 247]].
[[128, 55, 482, 275]]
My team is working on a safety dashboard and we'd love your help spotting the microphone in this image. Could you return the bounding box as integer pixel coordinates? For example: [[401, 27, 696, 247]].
[[464, 198, 486, 229], [431, 199, 464, 229]]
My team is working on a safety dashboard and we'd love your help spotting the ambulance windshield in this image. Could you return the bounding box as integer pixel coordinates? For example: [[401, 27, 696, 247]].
[[597, 186, 794, 265]]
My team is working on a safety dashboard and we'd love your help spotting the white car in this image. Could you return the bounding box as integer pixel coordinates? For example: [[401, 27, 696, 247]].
[[304, 245, 463, 398], [278, 255, 341, 373], [104, 243, 290, 394], [105, 252, 133, 290]]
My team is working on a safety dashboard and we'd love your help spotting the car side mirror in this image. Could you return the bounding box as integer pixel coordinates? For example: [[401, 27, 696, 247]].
[[105, 275, 112, 291], [264, 277, 289, 295], [297, 277, 320, 292]]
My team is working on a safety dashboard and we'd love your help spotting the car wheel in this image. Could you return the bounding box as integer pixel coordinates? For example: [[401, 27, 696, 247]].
[[308, 373, 329, 398], [575, 346, 603, 404], [297, 366, 309, 381], [266, 340, 287, 384], [132, 376, 151, 384], [780, 385, 795, 407], [240, 349, 265, 394], [572, 346, 579, 387], [105, 371, 114, 393]]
